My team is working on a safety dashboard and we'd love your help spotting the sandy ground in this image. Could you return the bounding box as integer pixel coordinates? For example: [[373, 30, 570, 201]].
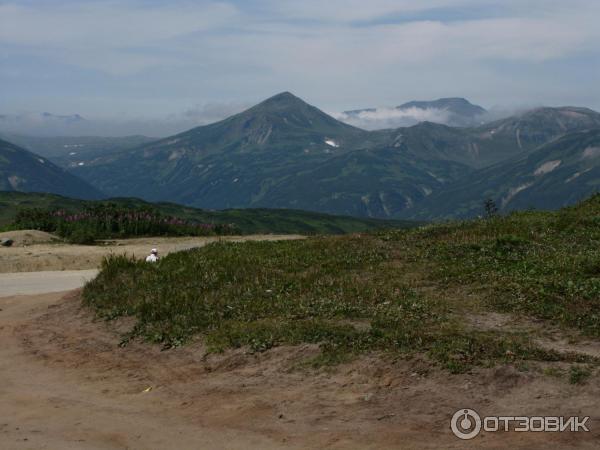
[[1, 290, 598, 449], [0, 233, 303, 273]]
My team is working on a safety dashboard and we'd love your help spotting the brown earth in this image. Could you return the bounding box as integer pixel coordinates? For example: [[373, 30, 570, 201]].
[[0, 233, 303, 273], [0, 230, 60, 247], [1, 290, 598, 449]]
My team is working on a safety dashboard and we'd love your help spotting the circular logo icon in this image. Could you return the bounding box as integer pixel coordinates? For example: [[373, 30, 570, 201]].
[[451, 408, 482, 440]]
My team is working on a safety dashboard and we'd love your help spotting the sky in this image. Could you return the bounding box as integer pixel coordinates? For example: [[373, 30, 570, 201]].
[[0, 0, 599, 136]]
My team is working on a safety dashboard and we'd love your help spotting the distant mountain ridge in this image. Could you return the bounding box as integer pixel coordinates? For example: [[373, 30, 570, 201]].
[[338, 97, 488, 129], [69, 92, 600, 219]]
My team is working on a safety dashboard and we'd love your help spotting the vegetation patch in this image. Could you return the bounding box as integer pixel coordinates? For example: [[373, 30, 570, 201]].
[[12, 204, 237, 243], [82, 196, 600, 374], [0, 191, 416, 236]]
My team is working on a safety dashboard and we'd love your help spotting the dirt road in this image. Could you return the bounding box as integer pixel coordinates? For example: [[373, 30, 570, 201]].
[[0, 292, 294, 450], [0, 270, 98, 296]]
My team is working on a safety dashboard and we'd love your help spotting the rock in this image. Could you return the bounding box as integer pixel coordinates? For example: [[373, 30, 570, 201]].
[[1, 238, 13, 247]]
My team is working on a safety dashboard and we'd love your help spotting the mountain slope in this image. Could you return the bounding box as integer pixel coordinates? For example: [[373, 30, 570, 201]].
[[252, 146, 471, 217], [464, 107, 600, 167], [0, 138, 102, 199], [410, 129, 600, 219], [0, 134, 155, 168]]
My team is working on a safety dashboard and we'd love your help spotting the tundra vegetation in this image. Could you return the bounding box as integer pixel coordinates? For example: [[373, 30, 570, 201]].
[[83, 194, 600, 378], [12, 204, 237, 244], [0, 191, 413, 238]]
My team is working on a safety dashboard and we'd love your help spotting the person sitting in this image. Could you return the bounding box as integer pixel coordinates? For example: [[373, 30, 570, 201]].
[[146, 248, 159, 262]]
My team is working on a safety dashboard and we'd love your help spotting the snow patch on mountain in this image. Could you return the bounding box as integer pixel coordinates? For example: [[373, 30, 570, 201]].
[[582, 146, 600, 159], [502, 182, 533, 207], [534, 160, 561, 176]]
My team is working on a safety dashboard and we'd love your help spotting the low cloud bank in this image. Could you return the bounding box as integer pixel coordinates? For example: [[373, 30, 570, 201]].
[[0, 102, 250, 137], [333, 106, 455, 130]]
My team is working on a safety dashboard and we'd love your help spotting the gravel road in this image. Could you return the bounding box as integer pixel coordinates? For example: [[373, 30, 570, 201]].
[[0, 269, 99, 297]]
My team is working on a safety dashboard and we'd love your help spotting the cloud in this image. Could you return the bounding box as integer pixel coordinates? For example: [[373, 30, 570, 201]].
[[0, 1, 239, 75], [0, 0, 599, 120], [333, 107, 454, 130]]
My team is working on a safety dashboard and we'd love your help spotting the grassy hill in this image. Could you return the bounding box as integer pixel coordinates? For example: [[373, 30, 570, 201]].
[[83, 193, 600, 377], [0, 191, 416, 235]]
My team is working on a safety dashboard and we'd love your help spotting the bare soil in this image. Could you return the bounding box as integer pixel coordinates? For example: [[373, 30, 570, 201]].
[[0, 233, 303, 273], [1, 291, 598, 449], [0, 230, 60, 247]]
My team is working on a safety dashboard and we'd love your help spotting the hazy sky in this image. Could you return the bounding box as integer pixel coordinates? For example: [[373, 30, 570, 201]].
[[1, 0, 599, 135]]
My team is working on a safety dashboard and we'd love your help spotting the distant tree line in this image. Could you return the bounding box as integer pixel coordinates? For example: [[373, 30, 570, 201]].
[[13, 204, 238, 244]]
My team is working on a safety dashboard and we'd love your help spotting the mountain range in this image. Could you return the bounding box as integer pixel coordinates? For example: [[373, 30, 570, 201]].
[[2, 92, 600, 220]]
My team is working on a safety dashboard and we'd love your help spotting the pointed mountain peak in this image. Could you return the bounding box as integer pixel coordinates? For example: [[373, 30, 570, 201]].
[[256, 91, 307, 110], [268, 91, 297, 101]]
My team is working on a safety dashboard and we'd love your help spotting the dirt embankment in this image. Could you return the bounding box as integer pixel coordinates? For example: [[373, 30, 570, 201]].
[[0, 230, 59, 247], [0, 233, 303, 273], [1, 291, 598, 449]]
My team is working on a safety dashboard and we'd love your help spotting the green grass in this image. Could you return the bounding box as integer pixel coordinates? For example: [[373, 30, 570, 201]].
[[405, 200, 600, 336], [82, 193, 600, 374]]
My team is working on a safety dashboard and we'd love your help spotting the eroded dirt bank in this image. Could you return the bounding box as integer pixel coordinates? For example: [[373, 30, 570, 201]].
[[1, 291, 598, 449]]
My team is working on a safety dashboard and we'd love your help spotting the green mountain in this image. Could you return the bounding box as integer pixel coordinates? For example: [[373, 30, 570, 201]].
[[463, 107, 600, 167], [0, 191, 417, 234], [410, 129, 600, 219], [252, 146, 470, 217], [70, 92, 600, 219], [0, 138, 102, 200], [73, 92, 377, 205]]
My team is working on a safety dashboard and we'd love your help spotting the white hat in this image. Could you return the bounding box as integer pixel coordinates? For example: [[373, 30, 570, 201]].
[[151, 248, 158, 254]]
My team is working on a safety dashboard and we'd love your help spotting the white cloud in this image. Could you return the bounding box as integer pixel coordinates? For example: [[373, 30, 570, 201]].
[[333, 107, 453, 130], [0, 0, 599, 118]]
